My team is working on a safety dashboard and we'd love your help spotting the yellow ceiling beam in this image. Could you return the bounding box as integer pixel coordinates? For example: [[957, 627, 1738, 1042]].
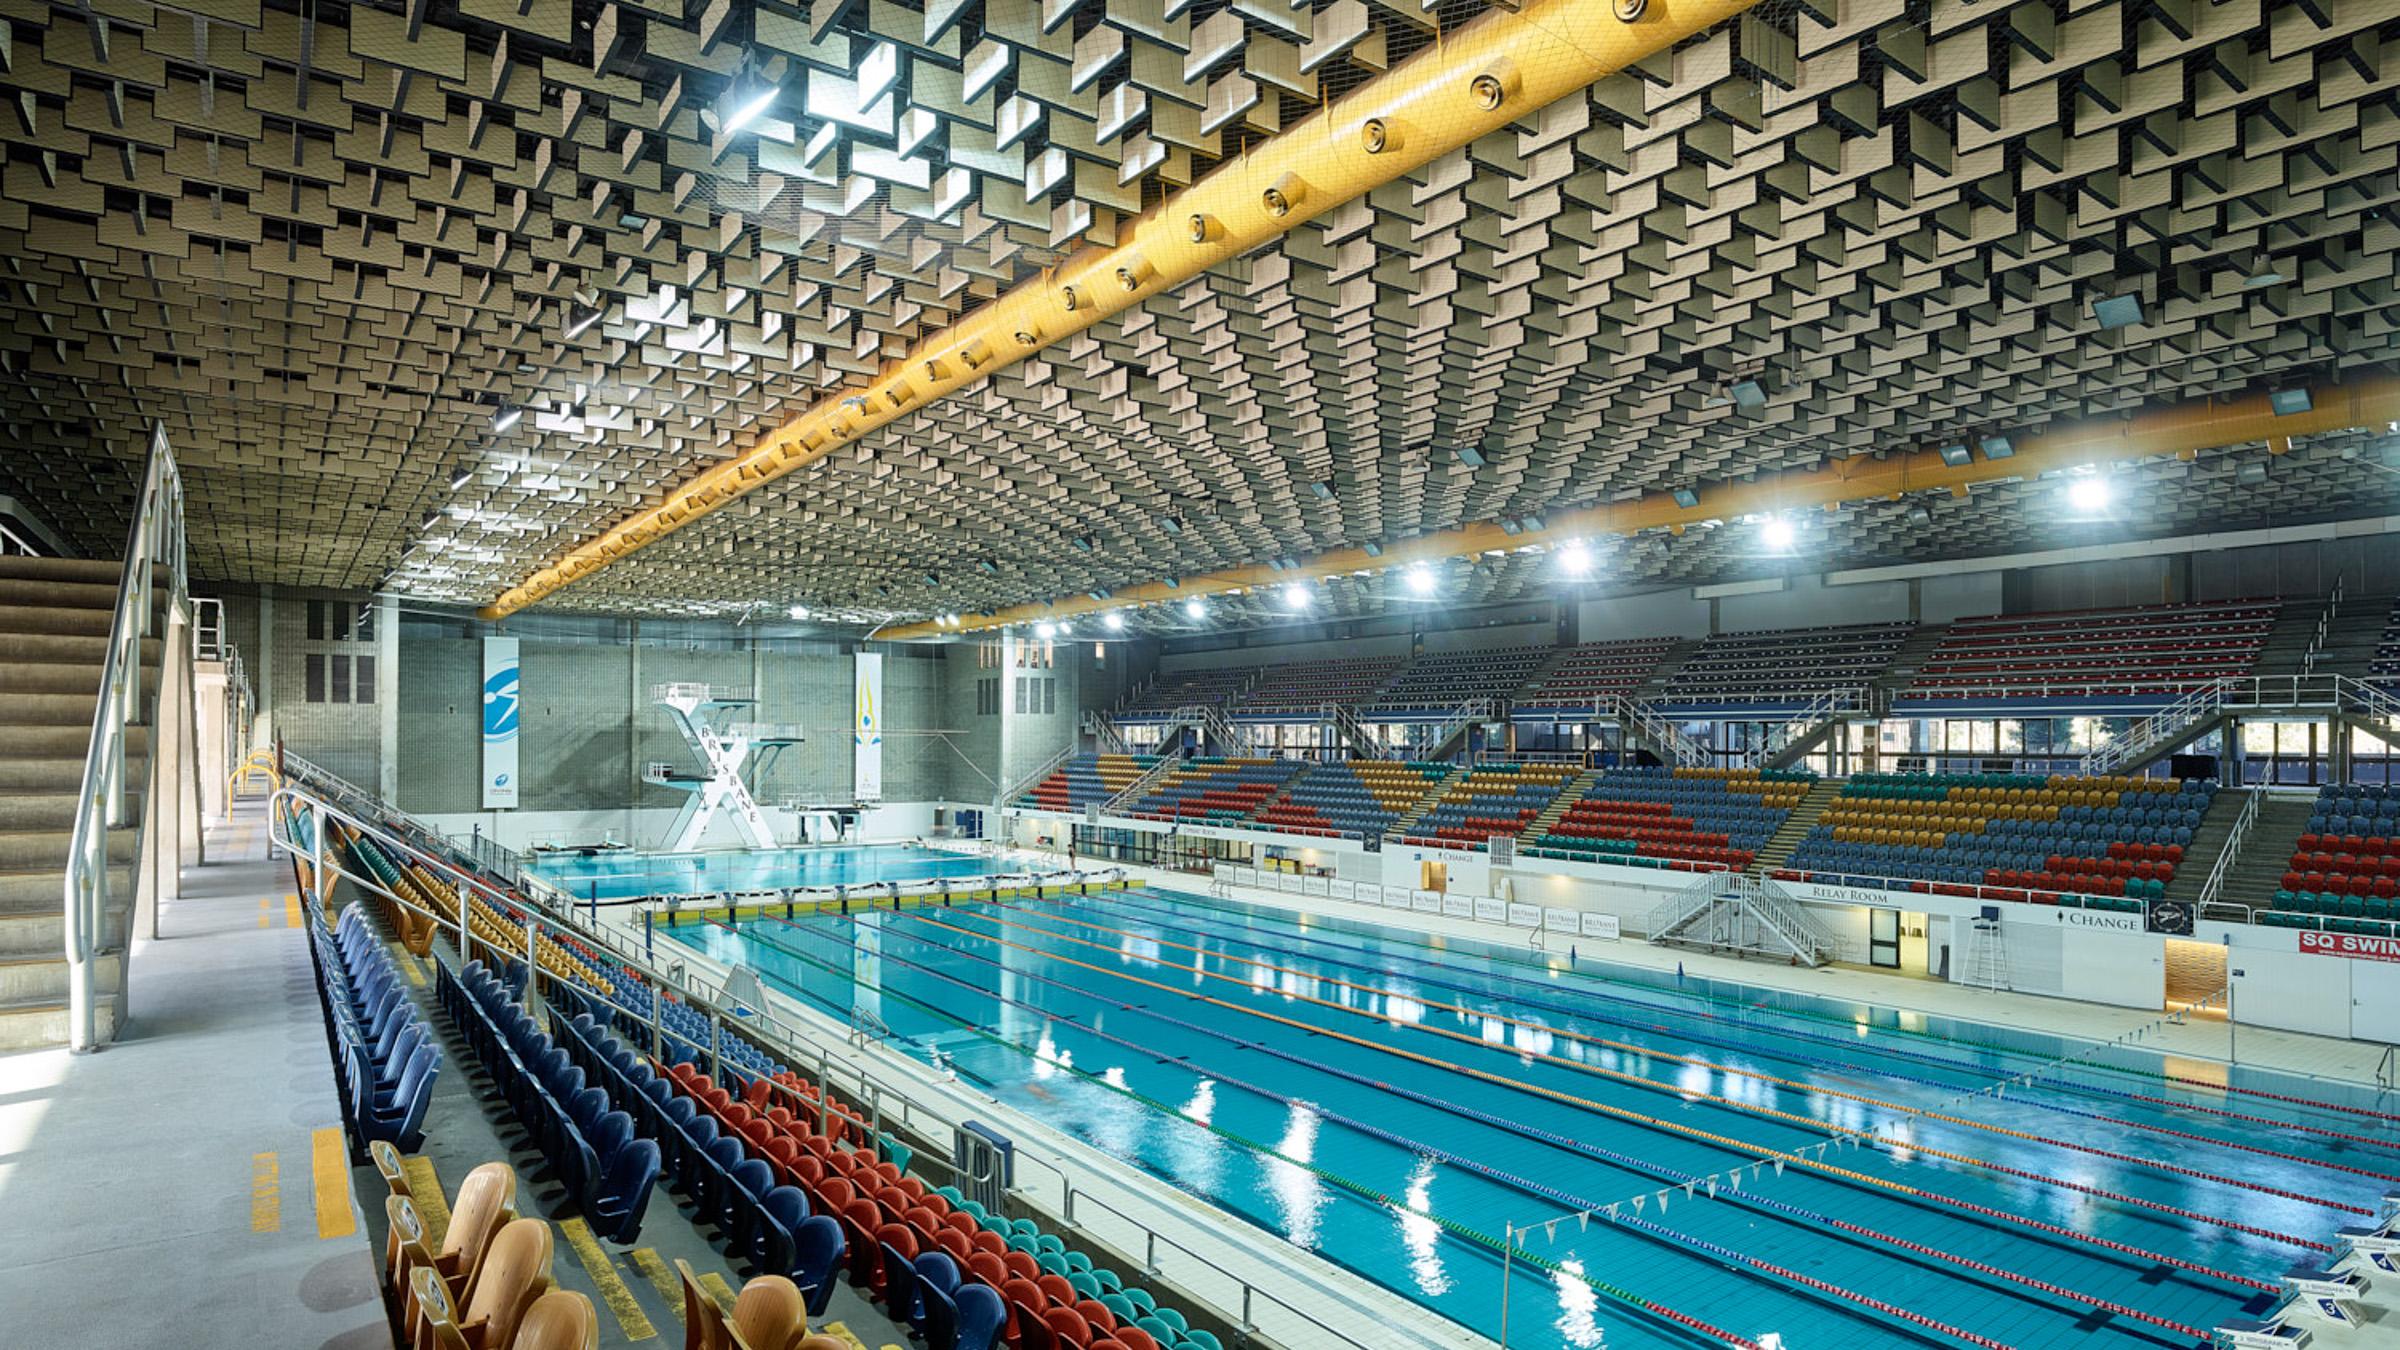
[[477, 0, 1765, 619], [882, 377, 2400, 640]]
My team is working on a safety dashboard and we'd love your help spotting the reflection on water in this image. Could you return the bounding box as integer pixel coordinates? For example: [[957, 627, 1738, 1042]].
[[1266, 1104, 1327, 1249], [1396, 1157, 1450, 1297]]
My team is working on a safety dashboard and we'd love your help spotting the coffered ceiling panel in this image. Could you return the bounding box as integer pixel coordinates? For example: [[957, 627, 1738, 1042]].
[[1, 0, 2397, 625]]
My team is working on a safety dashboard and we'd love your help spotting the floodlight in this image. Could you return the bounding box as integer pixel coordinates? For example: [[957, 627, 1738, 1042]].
[[2068, 476, 2112, 512], [1761, 516, 1796, 550], [1405, 566, 1436, 596]]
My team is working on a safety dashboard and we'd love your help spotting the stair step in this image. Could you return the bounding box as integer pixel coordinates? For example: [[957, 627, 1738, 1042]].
[[0, 556, 123, 585], [0, 865, 131, 915], [0, 662, 108, 695], [0, 691, 103, 727], [0, 577, 120, 611], [0, 632, 160, 667], [0, 992, 116, 1052], [0, 829, 143, 873], [6, 723, 149, 759], [0, 604, 117, 638], [0, 756, 142, 794], [0, 793, 109, 832], [0, 911, 62, 958]]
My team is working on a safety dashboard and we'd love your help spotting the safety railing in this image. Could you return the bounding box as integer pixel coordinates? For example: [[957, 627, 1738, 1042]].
[[1080, 708, 1130, 755], [65, 424, 187, 1052], [2302, 576, 2346, 676], [1100, 747, 1192, 816], [2080, 673, 2376, 775], [2195, 788, 2263, 913], [1322, 701, 1390, 760], [1743, 685, 1875, 769], [652, 681, 755, 705], [994, 741, 1079, 809], [1600, 694, 1711, 768], [271, 780, 1380, 1350], [1405, 697, 1492, 760]]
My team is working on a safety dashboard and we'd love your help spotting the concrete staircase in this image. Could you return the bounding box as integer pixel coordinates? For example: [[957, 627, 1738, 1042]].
[[1520, 768, 1602, 841], [2307, 593, 2395, 680], [1746, 778, 1843, 875], [2254, 598, 2333, 679], [1873, 623, 1951, 699], [0, 555, 146, 1049], [2163, 787, 2247, 904], [1631, 638, 1704, 702], [2209, 793, 2321, 912]]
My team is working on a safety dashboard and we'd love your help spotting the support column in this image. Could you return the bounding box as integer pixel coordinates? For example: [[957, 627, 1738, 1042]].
[[376, 593, 400, 805], [628, 622, 643, 847], [2330, 715, 2355, 785], [255, 589, 275, 749]]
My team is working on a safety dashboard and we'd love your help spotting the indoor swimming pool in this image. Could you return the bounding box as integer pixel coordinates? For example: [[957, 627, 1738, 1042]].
[[666, 888, 2397, 1350], [523, 842, 999, 901]]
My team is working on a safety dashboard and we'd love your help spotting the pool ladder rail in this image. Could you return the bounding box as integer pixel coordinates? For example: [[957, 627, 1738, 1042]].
[[850, 1004, 896, 1049]]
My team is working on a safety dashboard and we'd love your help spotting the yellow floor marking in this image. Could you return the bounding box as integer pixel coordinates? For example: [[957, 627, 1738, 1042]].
[[250, 1152, 281, 1233], [310, 1126, 356, 1240], [699, 1270, 737, 1314], [817, 1322, 871, 1350], [258, 897, 273, 929], [561, 1218, 657, 1341], [401, 1154, 449, 1248], [391, 942, 428, 986], [285, 894, 304, 929], [629, 1249, 682, 1321]]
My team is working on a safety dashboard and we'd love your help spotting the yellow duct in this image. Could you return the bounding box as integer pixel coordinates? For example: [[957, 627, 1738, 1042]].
[[881, 377, 2400, 639], [478, 0, 1765, 618]]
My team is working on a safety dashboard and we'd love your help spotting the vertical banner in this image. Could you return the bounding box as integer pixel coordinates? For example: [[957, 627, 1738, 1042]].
[[853, 652, 884, 801], [481, 636, 520, 808]]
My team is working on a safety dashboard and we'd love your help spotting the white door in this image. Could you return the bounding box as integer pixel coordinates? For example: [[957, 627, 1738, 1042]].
[[2353, 963, 2400, 1044]]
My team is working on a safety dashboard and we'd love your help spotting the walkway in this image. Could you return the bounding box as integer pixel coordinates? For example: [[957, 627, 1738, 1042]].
[[0, 806, 385, 1349]]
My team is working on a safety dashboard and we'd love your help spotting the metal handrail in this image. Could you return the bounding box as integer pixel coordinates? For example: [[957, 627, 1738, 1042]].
[[65, 424, 186, 1052], [2195, 788, 2263, 912], [1601, 694, 1710, 768], [270, 780, 1379, 1350], [2302, 575, 2345, 676]]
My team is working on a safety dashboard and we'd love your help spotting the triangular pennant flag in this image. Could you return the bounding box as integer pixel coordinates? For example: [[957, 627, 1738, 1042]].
[[1683, 1182, 1696, 1199], [1578, 1211, 1589, 1232], [1632, 1195, 1645, 1214], [1774, 1159, 1785, 1176], [1545, 1220, 1557, 1243], [1707, 1180, 1719, 1199], [1656, 1190, 1669, 1213], [1728, 1172, 1742, 1192], [1605, 1204, 1619, 1221]]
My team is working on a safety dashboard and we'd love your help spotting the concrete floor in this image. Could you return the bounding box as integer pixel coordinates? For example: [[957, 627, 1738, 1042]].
[[0, 803, 913, 1350], [0, 809, 387, 1350]]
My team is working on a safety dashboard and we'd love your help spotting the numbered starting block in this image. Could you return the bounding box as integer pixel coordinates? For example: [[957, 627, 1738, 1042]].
[[2283, 1263, 2365, 1324], [2340, 1221, 2400, 1274], [2212, 1318, 2309, 1350]]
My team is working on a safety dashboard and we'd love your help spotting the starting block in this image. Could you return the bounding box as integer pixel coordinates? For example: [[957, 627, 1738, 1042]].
[[2341, 1221, 2400, 1273], [2283, 1263, 2365, 1324], [2213, 1318, 2309, 1350]]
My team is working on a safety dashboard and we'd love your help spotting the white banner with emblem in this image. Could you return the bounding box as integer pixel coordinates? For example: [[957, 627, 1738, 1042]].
[[853, 652, 884, 801], [481, 636, 520, 808]]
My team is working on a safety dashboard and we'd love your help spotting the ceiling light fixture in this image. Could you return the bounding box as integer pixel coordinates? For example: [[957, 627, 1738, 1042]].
[[1559, 540, 1593, 577], [1405, 566, 1436, 596], [1034, 621, 1057, 640], [718, 64, 780, 134], [1761, 516, 1796, 550], [2067, 474, 2113, 513], [491, 407, 522, 433], [1282, 583, 1312, 611], [448, 466, 472, 491], [1182, 599, 1206, 621], [1102, 611, 1125, 631], [788, 603, 810, 620]]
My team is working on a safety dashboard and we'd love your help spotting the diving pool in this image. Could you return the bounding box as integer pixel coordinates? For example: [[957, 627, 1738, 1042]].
[[666, 886, 2395, 1350], [524, 842, 998, 900]]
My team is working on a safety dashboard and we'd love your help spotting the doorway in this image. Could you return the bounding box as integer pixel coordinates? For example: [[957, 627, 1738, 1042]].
[[1420, 860, 1449, 893], [1868, 908, 1902, 969], [2164, 938, 2228, 1015]]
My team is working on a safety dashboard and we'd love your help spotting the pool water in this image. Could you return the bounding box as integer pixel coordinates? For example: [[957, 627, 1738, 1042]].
[[524, 843, 997, 900], [667, 887, 2398, 1350]]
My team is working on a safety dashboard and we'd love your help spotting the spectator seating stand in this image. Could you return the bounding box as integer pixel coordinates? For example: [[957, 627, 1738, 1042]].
[[1398, 763, 1581, 850], [1015, 755, 1157, 812], [1778, 772, 2210, 908], [2269, 784, 2400, 922], [1524, 767, 1811, 872], [1252, 760, 1453, 841], [1125, 757, 1302, 824], [1903, 600, 2276, 705]]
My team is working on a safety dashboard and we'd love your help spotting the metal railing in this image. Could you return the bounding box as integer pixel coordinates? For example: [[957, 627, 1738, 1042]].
[[65, 425, 187, 1052], [270, 777, 1383, 1350], [2080, 673, 2391, 775], [1100, 748, 1192, 816], [2195, 787, 2263, 913], [2302, 576, 2346, 676], [1405, 698, 1492, 760], [996, 742, 1080, 809], [1744, 686, 1875, 770], [1601, 694, 1710, 768], [1323, 701, 1390, 760]]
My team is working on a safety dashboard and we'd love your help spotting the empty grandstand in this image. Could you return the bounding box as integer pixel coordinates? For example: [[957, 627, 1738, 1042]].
[[1904, 601, 2278, 706], [1526, 768, 1813, 873], [1514, 637, 1682, 714], [1124, 757, 1304, 824], [1655, 623, 1914, 711], [1251, 761, 1455, 841], [1014, 754, 1156, 812], [1396, 763, 1582, 850], [1366, 645, 1555, 717]]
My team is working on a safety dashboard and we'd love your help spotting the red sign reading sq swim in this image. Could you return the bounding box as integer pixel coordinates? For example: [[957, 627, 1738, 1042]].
[[2299, 931, 2400, 963]]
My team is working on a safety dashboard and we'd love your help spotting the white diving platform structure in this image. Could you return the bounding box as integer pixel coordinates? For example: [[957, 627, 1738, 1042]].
[[645, 682, 804, 851]]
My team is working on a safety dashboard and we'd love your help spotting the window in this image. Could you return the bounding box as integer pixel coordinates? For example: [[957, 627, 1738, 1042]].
[[354, 655, 376, 704], [305, 653, 326, 702], [330, 653, 351, 702], [1014, 678, 1027, 715], [1042, 678, 1056, 715], [357, 603, 376, 643], [306, 601, 324, 641], [332, 604, 350, 641]]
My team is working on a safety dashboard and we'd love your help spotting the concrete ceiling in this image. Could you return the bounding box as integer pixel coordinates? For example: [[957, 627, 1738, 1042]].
[[2, 0, 2398, 626]]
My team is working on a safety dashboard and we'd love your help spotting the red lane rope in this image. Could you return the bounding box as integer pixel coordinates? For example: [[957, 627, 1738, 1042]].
[[986, 902, 2377, 1216]]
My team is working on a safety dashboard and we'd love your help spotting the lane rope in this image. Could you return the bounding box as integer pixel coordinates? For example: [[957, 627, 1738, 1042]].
[[1013, 896, 2400, 1186]]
